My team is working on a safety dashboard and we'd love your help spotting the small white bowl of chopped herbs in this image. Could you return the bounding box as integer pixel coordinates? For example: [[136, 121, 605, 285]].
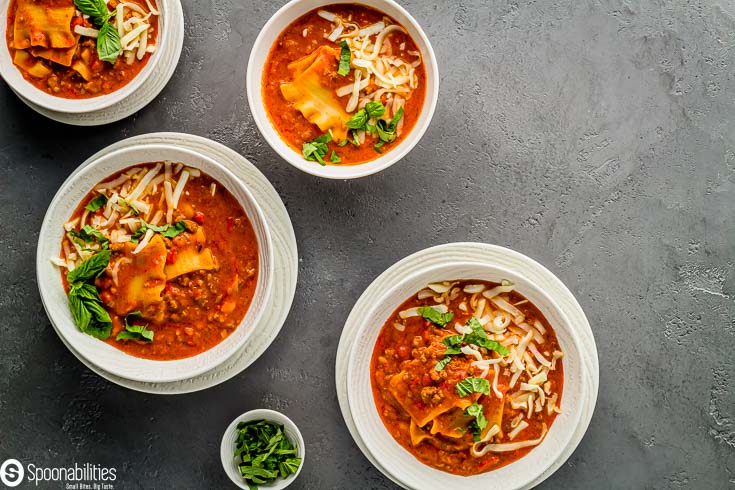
[[221, 409, 305, 490]]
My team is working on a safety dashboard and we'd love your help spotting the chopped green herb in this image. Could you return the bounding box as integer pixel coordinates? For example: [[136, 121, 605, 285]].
[[234, 419, 301, 489], [66, 251, 112, 340], [464, 317, 509, 355], [337, 40, 351, 76], [441, 334, 464, 355], [346, 108, 368, 129], [116, 311, 154, 342], [365, 101, 386, 119], [68, 225, 109, 249], [418, 306, 454, 327], [329, 150, 341, 163], [456, 377, 491, 397], [374, 141, 385, 153], [84, 194, 108, 212], [465, 403, 488, 441], [434, 357, 452, 371], [337, 139, 349, 147], [131, 219, 187, 243], [302, 133, 332, 165]]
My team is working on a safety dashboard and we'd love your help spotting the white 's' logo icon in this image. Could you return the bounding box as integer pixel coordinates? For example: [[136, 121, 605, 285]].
[[0, 459, 24, 487]]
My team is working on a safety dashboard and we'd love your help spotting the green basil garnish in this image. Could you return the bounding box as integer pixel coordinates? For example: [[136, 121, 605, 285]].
[[455, 377, 491, 397], [116, 311, 154, 342], [73, 0, 122, 64], [418, 306, 454, 327], [84, 194, 108, 212], [337, 40, 351, 76], [66, 250, 112, 339]]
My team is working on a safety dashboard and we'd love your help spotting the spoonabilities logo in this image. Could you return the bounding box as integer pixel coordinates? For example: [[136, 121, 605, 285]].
[[0, 459, 24, 487]]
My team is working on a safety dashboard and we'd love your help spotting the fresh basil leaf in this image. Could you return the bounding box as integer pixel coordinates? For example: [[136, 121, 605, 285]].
[[346, 109, 368, 129], [67, 249, 110, 284], [351, 130, 360, 146], [69, 225, 109, 247], [68, 288, 92, 332], [374, 141, 385, 153], [442, 334, 464, 355], [388, 106, 404, 131], [132, 220, 187, 241], [365, 101, 386, 119], [84, 300, 112, 339], [434, 356, 452, 371], [97, 22, 122, 64], [442, 334, 464, 348], [337, 139, 348, 147], [465, 403, 488, 441], [84, 194, 108, 212], [337, 40, 351, 76], [376, 118, 397, 143], [329, 150, 341, 163], [302, 134, 331, 165], [73, 0, 109, 23], [464, 317, 509, 355], [471, 336, 510, 356], [456, 377, 491, 397], [116, 324, 154, 342], [418, 306, 454, 327]]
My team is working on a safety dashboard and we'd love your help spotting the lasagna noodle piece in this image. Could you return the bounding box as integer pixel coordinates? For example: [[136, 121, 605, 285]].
[[280, 46, 351, 141], [31, 35, 80, 67], [388, 371, 476, 428], [163, 227, 217, 280], [13, 49, 51, 78], [110, 234, 167, 321], [429, 404, 477, 439], [13, 0, 76, 49]]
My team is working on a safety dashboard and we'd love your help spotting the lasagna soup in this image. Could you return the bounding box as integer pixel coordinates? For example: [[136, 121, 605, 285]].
[[263, 4, 426, 165], [54, 162, 259, 360], [371, 280, 564, 475], [6, 0, 159, 98]]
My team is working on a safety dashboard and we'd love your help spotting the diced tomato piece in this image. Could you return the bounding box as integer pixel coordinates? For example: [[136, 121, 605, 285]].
[[166, 247, 177, 264], [164, 283, 173, 293], [193, 211, 205, 224]]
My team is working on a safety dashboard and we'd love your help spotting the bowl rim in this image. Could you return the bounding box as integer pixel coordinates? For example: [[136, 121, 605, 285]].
[[220, 409, 306, 490], [245, 0, 440, 179], [345, 258, 586, 488], [0, 0, 167, 113], [36, 142, 274, 383]]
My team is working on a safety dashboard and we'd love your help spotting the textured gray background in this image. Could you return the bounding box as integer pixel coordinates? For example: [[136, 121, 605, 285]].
[[1, 0, 734, 488]]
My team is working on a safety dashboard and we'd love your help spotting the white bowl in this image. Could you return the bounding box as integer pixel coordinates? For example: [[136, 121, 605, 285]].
[[36, 143, 274, 383], [0, 0, 167, 113], [346, 259, 587, 489], [246, 0, 440, 179], [221, 409, 306, 490]]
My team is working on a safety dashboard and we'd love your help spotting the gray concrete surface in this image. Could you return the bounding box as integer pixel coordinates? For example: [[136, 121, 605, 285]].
[[1, 0, 734, 488]]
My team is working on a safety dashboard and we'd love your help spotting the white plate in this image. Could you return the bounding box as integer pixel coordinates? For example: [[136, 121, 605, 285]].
[[39, 133, 298, 394], [246, 0, 439, 179], [6, 0, 183, 125], [335, 243, 599, 489], [38, 144, 274, 383]]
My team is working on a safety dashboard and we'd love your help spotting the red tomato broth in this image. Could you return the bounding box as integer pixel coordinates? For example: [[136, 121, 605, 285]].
[[60, 164, 259, 361], [370, 280, 564, 476], [6, 0, 158, 99], [262, 4, 427, 165]]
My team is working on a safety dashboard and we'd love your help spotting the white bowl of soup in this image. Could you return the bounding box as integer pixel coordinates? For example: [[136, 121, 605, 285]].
[[0, 0, 165, 112], [346, 258, 588, 489], [36, 143, 274, 383], [246, 0, 439, 179]]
